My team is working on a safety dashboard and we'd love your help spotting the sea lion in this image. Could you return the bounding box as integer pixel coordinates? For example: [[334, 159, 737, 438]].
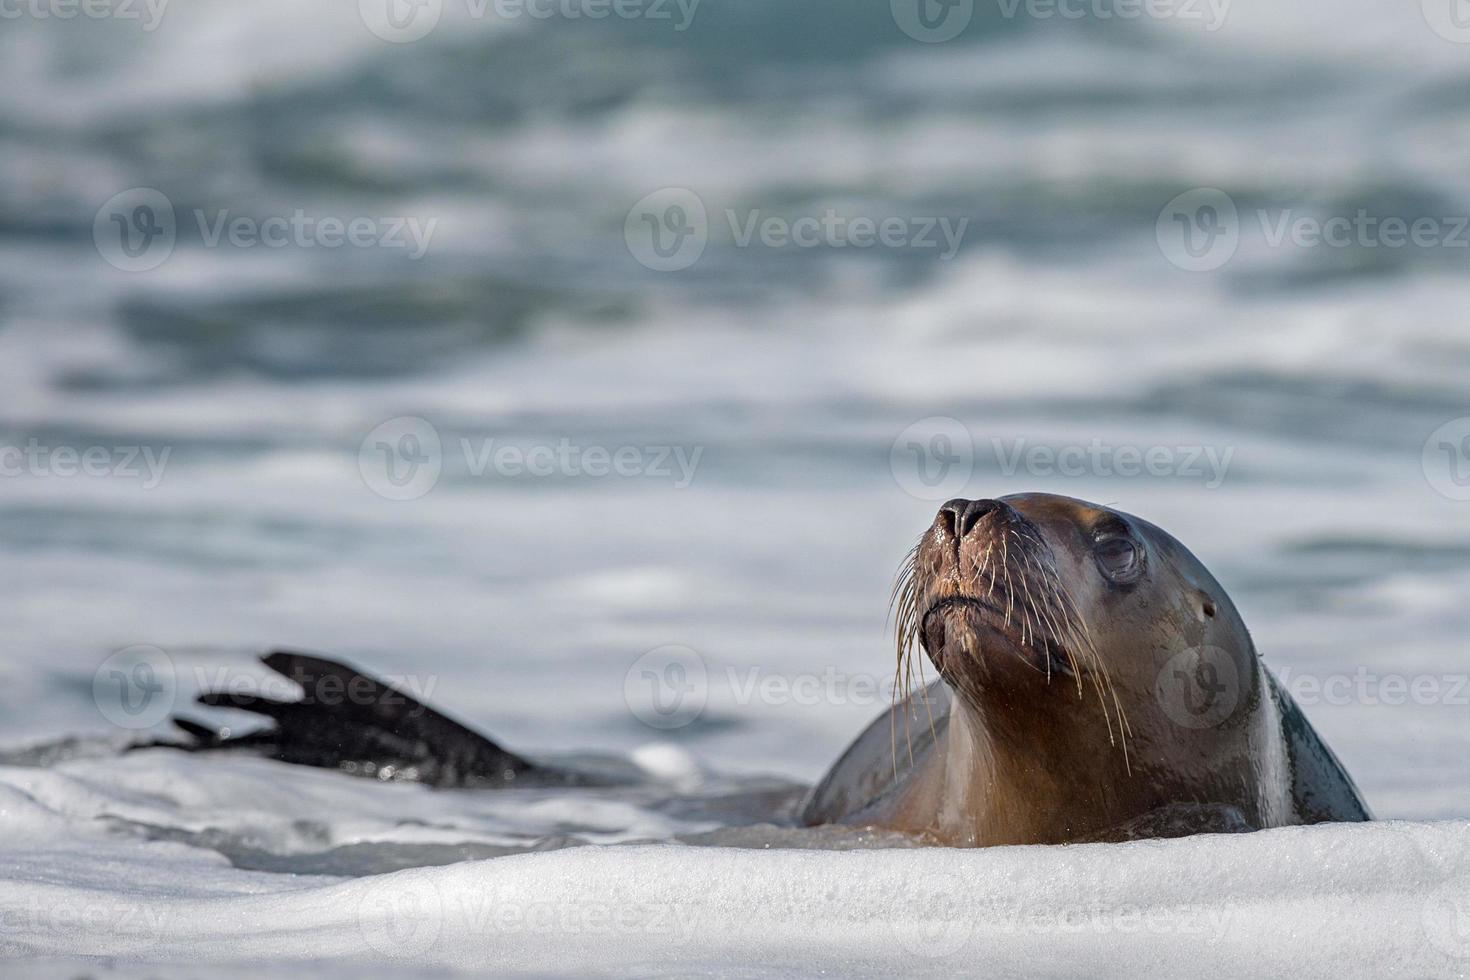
[[799, 493, 1370, 844], [167, 492, 1369, 846]]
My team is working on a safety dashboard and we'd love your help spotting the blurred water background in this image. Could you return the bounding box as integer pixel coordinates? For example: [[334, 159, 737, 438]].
[[1, 0, 1469, 820]]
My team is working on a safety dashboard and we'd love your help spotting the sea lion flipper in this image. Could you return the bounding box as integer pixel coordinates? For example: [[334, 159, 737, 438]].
[[171, 716, 222, 741], [195, 691, 296, 716], [1268, 671, 1373, 823], [165, 650, 545, 788]]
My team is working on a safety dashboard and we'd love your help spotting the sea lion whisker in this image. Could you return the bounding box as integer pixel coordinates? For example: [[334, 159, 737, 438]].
[[1011, 543, 1051, 640], [1021, 568, 1056, 680], [1016, 574, 1034, 651], [1033, 557, 1128, 759], [1030, 579, 1070, 660], [1011, 537, 1077, 686], [1000, 536, 1015, 629], [913, 646, 939, 745], [889, 547, 924, 779]]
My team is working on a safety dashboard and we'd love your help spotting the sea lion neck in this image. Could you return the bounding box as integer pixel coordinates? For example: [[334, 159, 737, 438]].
[[893, 692, 1129, 847]]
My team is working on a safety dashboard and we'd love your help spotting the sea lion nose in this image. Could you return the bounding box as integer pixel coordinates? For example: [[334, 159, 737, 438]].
[[939, 498, 1002, 539]]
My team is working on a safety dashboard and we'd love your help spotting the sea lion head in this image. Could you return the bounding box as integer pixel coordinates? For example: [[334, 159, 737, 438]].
[[894, 492, 1286, 830]]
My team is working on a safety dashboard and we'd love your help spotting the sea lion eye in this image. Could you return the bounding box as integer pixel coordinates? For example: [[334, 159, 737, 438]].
[[1095, 536, 1142, 583]]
